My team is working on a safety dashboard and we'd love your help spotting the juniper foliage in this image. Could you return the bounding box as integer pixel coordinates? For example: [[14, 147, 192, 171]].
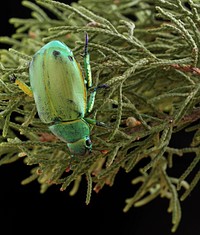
[[0, 0, 200, 232]]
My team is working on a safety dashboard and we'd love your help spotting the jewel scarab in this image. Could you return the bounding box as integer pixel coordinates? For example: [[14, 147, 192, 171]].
[[12, 34, 106, 156]]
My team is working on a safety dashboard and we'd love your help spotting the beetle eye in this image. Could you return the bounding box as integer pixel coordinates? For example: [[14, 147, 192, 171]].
[[85, 138, 92, 147], [68, 56, 73, 61]]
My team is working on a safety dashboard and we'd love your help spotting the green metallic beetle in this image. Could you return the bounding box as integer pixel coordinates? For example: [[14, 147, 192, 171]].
[[12, 34, 106, 156]]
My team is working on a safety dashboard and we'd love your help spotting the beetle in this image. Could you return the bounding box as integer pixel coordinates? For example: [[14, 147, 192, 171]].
[[11, 34, 106, 156]]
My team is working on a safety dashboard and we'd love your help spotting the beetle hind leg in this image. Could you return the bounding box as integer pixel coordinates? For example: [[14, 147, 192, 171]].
[[83, 33, 109, 113], [83, 33, 92, 89], [10, 74, 33, 97], [87, 84, 109, 113]]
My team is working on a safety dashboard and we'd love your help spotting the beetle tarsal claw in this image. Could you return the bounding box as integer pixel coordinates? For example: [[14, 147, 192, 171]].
[[96, 121, 107, 127], [97, 84, 109, 89], [9, 74, 17, 83]]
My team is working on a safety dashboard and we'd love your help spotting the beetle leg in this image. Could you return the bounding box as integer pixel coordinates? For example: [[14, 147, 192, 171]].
[[84, 117, 107, 127], [84, 33, 92, 89], [87, 87, 96, 113], [84, 33, 110, 113], [87, 84, 109, 113], [10, 74, 33, 97]]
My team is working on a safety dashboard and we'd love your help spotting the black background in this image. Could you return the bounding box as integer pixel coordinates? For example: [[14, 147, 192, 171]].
[[0, 1, 199, 234]]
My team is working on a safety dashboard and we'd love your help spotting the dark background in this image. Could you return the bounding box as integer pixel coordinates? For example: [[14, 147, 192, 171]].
[[0, 1, 199, 234]]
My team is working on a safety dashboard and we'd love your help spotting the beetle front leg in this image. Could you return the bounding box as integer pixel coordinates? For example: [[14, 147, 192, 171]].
[[10, 74, 33, 97]]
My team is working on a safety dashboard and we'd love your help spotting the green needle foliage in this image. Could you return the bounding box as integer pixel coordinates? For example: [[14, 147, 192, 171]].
[[0, 0, 200, 232]]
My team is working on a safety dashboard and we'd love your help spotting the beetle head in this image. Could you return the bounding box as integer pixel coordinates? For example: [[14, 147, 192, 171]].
[[67, 136, 92, 156]]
